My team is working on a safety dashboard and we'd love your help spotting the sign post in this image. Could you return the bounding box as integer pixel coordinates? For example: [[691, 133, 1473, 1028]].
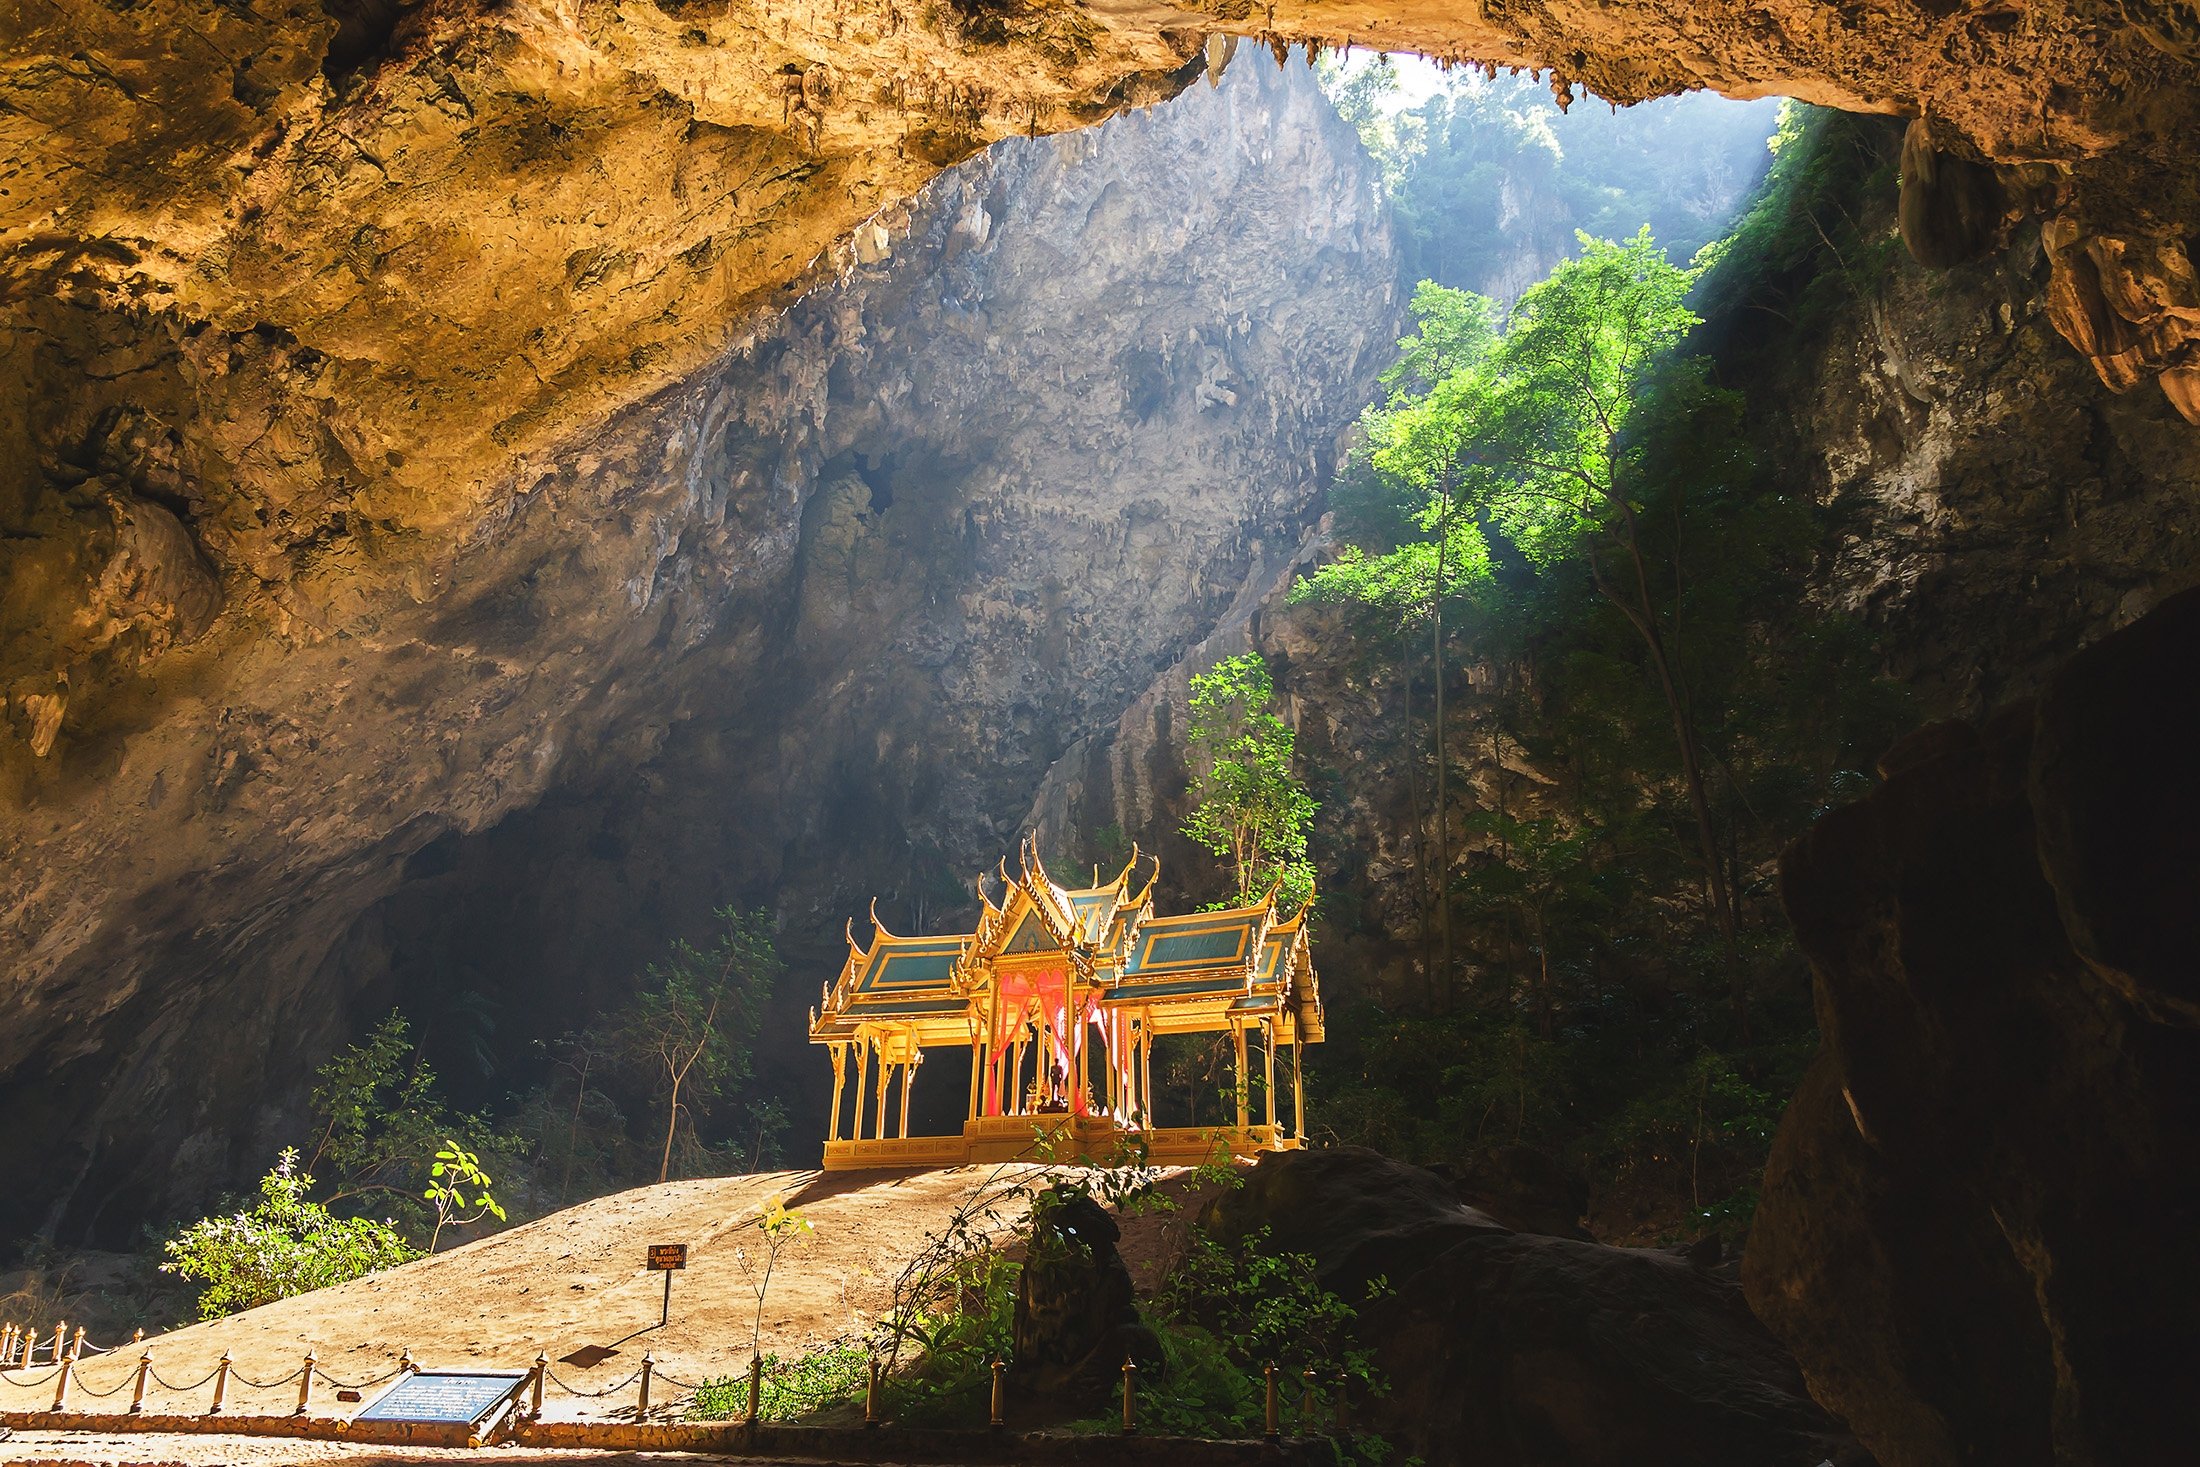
[[647, 1243, 687, 1328]]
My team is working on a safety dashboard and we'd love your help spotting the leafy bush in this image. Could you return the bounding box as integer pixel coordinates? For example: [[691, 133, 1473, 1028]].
[[690, 1344, 870, 1421], [160, 1150, 419, 1319], [1151, 1224, 1385, 1433]]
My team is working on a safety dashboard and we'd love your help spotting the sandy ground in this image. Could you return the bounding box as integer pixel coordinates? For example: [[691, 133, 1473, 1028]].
[[0, 1432, 787, 1466], [0, 1162, 1221, 1455]]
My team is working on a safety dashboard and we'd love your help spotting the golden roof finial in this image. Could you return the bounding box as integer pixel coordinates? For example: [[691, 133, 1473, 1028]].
[[1131, 850, 1162, 906], [869, 897, 897, 940]]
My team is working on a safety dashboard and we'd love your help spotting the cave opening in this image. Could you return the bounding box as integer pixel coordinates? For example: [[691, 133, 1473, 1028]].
[[7, 10, 2200, 1461]]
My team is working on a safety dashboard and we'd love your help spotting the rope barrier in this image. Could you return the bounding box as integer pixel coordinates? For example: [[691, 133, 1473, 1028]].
[[544, 1367, 645, 1398], [0, 1367, 68, 1390], [69, 1369, 140, 1400], [225, 1367, 306, 1391], [312, 1364, 406, 1391], [148, 1365, 227, 1394]]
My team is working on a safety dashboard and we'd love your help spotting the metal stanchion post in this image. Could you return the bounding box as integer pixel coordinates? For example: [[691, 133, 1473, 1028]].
[[50, 1323, 66, 1367], [531, 1352, 547, 1419], [746, 1354, 762, 1423], [297, 1351, 317, 1415], [863, 1357, 880, 1427], [989, 1359, 1005, 1428], [130, 1351, 152, 1415], [0, 1323, 14, 1368], [1263, 1361, 1280, 1440], [638, 1352, 654, 1415], [1120, 1356, 1137, 1435], [209, 1352, 232, 1415], [51, 1332, 80, 1410]]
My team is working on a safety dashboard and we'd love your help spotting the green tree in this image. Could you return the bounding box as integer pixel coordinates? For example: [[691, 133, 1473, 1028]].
[[161, 1150, 418, 1319], [421, 1140, 506, 1254], [1302, 233, 1750, 1024], [1468, 229, 1745, 1025], [1297, 284, 1499, 986], [305, 1011, 504, 1225], [604, 906, 783, 1183], [1181, 654, 1316, 912]]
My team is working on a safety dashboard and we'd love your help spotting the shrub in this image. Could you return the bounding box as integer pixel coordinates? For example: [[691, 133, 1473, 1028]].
[[689, 1344, 869, 1421], [160, 1149, 419, 1319]]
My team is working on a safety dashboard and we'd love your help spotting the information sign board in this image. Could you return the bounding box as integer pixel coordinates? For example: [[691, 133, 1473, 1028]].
[[354, 1370, 529, 1427], [647, 1242, 688, 1269]]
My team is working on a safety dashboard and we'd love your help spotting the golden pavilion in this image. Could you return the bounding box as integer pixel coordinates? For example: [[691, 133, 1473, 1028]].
[[807, 839, 1324, 1169]]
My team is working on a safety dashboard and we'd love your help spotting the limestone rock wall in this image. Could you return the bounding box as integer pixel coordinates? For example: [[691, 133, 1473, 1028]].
[[0, 52, 1396, 1242], [1744, 589, 2200, 1467]]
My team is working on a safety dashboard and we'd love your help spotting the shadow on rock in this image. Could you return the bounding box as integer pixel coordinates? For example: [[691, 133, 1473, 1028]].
[[1205, 1147, 1872, 1467], [1748, 586, 2200, 1467]]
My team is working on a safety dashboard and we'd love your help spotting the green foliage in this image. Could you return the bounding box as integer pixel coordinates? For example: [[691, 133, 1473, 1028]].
[[1296, 113, 1918, 1232], [160, 1150, 419, 1319], [1182, 653, 1317, 912], [1323, 64, 1780, 301], [598, 906, 783, 1184], [1159, 1226, 1381, 1390], [306, 1011, 510, 1233], [1312, 53, 1425, 194], [421, 1140, 505, 1254], [690, 1345, 869, 1422], [1693, 102, 1904, 334], [877, 1252, 1021, 1426]]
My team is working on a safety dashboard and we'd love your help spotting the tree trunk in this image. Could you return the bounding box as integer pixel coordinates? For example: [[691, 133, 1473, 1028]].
[[560, 1056, 591, 1202], [1533, 905, 1553, 1039], [1601, 495, 1747, 1037], [659, 1070, 683, 1184], [1399, 639, 1436, 1008], [1432, 488, 1454, 1004]]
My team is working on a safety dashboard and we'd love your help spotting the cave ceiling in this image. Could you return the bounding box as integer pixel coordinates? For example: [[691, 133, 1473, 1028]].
[[4, 0, 2200, 1232], [5, 0, 2198, 567]]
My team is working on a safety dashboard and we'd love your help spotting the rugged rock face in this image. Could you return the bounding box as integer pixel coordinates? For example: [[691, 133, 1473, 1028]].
[[11, 0, 2200, 812], [1011, 1186, 1160, 1405], [0, 53, 1397, 1241], [1061, 131, 2200, 1019], [1204, 1148, 1872, 1467], [1773, 216, 2200, 714], [1744, 587, 2200, 1467]]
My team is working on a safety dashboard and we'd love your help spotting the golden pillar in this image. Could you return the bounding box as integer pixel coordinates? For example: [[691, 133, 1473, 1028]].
[[1233, 1024, 1251, 1132], [1263, 1019, 1278, 1133], [853, 1041, 871, 1142], [828, 1044, 847, 1141], [1291, 1032, 1305, 1139]]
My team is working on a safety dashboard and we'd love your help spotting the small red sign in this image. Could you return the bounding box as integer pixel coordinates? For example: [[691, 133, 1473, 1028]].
[[647, 1243, 688, 1270]]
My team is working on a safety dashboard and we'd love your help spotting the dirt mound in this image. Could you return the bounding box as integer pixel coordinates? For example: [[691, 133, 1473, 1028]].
[[3, 1168, 1059, 1426]]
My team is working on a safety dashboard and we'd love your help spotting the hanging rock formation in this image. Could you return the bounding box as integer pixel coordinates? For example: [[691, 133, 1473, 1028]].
[[0, 52, 1396, 1240]]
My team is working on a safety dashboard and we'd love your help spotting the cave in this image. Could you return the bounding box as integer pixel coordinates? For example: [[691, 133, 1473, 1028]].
[[4, 1, 2199, 1463]]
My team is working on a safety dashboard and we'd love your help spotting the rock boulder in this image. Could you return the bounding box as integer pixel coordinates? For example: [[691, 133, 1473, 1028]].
[[1747, 587, 2200, 1466], [1207, 1148, 1870, 1467]]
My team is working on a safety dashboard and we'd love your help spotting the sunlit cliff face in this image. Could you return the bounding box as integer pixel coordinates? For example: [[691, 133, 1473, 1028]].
[[4, 0, 2196, 744], [3, 0, 2199, 1218]]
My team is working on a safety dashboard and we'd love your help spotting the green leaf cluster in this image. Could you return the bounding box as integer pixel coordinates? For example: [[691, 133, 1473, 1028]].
[[159, 1149, 419, 1320], [1182, 653, 1317, 913]]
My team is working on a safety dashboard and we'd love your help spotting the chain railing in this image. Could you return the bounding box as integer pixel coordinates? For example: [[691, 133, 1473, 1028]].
[[4, 1317, 1351, 1442]]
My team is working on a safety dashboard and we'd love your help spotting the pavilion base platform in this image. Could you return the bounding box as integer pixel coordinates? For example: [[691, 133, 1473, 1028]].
[[820, 1115, 1297, 1171]]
